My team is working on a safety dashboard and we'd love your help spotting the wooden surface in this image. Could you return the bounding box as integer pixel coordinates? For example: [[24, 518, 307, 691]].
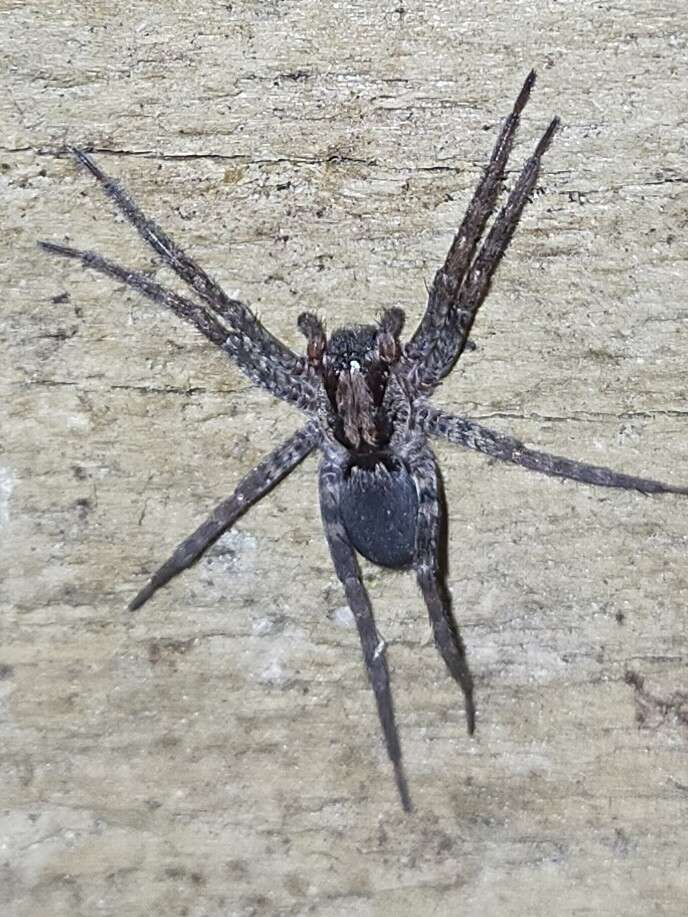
[[2, 2, 687, 915]]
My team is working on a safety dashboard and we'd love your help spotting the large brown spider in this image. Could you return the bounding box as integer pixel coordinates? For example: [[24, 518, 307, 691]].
[[41, 72, 686, 811]]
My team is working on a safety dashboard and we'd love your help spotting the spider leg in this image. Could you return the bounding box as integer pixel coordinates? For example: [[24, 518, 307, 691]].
[[406, 70, 537, 363], [39, 241, 316, 409], [129, 421, 320, 610], [69, 149, 303, 377], [40, 241, 228, 348], [420, 404, 688, 494], [406, 444, 476, 733], [319, 460, 412, 812], [417, 115, 560, 390]]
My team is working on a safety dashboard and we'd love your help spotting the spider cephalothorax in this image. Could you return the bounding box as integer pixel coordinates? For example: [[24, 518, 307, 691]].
[[300, 309, 418, 569], [41, 71, 687, 811], [301, 308, 405, 452]]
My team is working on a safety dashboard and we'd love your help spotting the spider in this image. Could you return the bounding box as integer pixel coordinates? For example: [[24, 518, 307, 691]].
[[41, 71, 687, 812]]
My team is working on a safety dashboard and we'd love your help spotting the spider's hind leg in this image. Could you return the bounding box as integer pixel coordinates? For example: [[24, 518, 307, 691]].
[[319, 459, 412, 812], [407, 445, 476, 734]]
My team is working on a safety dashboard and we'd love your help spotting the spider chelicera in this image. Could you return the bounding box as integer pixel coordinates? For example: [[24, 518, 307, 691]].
[[41, 71, 687, 811]]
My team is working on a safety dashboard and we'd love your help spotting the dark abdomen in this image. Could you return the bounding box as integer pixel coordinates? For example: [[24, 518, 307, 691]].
[[339, 458, 418, 568]]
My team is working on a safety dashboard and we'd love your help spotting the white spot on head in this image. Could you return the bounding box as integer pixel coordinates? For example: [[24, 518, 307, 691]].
[[349, 359, 361, 373]]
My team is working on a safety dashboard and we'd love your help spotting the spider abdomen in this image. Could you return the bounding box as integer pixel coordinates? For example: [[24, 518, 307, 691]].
[[340, 459, 419, 568]]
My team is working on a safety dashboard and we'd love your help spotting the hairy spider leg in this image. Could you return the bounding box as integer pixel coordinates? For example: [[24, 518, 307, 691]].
[[68, 149, 312, 399], [129, 422, 320, 610], [319, 460, 412, 812], [407, 445, 476, 733], [38, 242, 315, 409], [420, 404, 688, 495], [39, 241, 226, 345], [407, 69, 537, 363], [420, 117, 560, 389]]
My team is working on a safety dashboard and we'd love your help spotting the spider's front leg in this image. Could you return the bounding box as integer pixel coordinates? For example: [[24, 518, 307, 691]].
[[406, 72, 560, 392], [130, 421, 320, 610], [39, 242, 225, 343], [39, 241, 315, 409], [406, 69, 537, 367], [67, 150, 293, 369], [40, 151, 318, 410], [405, 444, 476, 733], [319, 459, 412, 812]]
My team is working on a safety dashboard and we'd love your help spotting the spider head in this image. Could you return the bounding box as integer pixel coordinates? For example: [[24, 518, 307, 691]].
[[297, 307, 404, 372], [298, 308, 405, 450]]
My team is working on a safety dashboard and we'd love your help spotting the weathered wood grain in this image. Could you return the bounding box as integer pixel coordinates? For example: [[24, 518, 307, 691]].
[[2, 2, 687, 915]]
